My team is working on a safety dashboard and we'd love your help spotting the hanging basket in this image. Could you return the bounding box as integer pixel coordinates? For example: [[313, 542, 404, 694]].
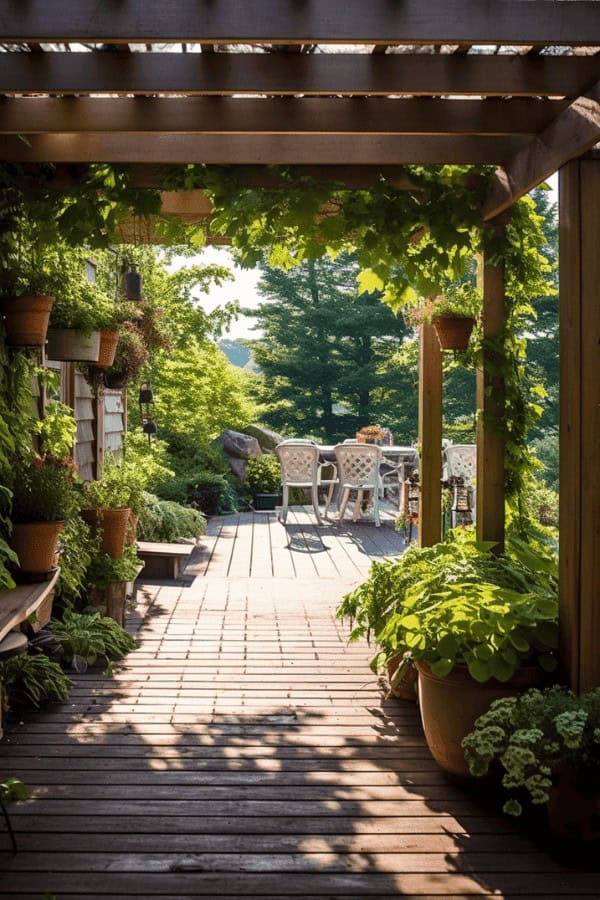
[[81, 507, 131, 558], [9, 521, 64, 575], [0, 294, 54, 347], [46, 329, 101, 362], [432, 315, 475, 351], [96, 329, 120, 367]]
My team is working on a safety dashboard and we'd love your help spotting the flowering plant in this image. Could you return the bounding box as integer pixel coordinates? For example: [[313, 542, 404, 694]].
[[356, 424, 385, 443], [403, 284, 482, 329], [462, 686, 600, 816]]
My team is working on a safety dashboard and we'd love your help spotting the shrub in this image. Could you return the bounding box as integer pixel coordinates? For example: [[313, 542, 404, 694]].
[[525, 476, 559, 529], [138, 492, 206, 542], [156, 470, 239, 516], [56, 516, 99, 606], [244, 455, 281, 495], [0, 653, 72, 710], [122, 433, 174, 493], [50, 609, 136, 672], [85, 543, 142, 589]]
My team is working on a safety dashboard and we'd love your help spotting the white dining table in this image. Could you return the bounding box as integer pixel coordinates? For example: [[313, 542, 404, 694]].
[[316, 445, 418, 513]]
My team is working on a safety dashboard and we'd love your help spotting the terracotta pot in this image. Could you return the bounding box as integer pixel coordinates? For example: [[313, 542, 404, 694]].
[[0, 294, 54, 347], [432, 315, 475, 351], [81, 507, 131, 558], [9, 521, 64, 574], [125, 513, 139, 547], [46, 328, 101, 362], [416, 661, 544, 778], [96, 329, 120, 368], [387, 655, 418, 702], [547, 764, 600, 843]]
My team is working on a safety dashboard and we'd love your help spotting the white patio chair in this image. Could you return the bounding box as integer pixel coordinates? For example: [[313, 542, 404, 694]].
[[275, 441, 338, 525], [444, 444, 477, 527], [334, 443, 383, 527]]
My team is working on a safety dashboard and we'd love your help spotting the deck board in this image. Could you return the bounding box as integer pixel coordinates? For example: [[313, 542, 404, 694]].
[[0, 515, 589, 897]]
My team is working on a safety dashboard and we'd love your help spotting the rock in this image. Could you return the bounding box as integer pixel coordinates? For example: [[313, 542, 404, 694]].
[[244, 424, 284, 452], [226, 456, 248, 481], [215, 429, 262, 460]]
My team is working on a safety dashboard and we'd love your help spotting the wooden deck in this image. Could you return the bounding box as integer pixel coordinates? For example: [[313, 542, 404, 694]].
[[0, 511, 596, 896]]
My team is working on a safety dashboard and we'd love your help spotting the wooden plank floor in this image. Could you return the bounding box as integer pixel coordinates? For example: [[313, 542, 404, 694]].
[[0, 514, 596, 896]]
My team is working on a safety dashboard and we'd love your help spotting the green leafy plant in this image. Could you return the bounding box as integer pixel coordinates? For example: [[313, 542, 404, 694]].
[[156, 470, 239, 516], [138, 492, 206, 542], [50, 609, 136, 672], [122, 433, 175, 493], [462, 686, 600, 817], [85, 543, 142, 589], [0, 653, 72, 710], [34, 401, 77, 459], [55, 516, 99, 606], [404, 283, 482, 328], [11, 456, 79, 523], [103, 322, 149, 390], [49, 276, 119, 335], [81, 461, 132, 511], [244, 454, 281, 495]]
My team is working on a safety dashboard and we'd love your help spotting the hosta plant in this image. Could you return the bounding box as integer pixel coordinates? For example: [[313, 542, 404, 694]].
[[462, 686, 600, 817], [0, 653, 72, 710], [50, 609, 136, 672]]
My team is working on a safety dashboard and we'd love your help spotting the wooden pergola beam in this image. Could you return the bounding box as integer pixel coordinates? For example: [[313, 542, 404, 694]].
[[0, 97, 566, 137], [0, 133, 530, 166], [1, 52, 598, 98], [483, 80, 600, 221], [2, 1, 599, 45]]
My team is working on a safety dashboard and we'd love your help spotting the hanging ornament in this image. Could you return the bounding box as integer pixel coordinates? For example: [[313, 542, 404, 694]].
[[138, 382, 157, 445]]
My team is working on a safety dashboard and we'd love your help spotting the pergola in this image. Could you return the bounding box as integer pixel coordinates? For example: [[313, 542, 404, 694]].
[[1, 2, 599, 690]]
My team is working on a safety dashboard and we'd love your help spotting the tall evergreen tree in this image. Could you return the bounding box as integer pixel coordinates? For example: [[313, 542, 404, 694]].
[[247, 255, 417, 442]]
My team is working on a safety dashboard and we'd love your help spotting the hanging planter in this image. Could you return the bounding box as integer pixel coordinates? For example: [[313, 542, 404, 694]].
[[96, 329, 120, 368], [0, 295, 54, 347], [432, 315, 476, 351], [46, 329, 101, 362]]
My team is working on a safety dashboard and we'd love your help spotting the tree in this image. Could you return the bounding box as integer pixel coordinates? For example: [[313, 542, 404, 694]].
[[247, 254, 418, 442]]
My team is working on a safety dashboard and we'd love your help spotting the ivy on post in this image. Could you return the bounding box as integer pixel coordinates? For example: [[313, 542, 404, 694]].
[[476, 218, 508, 551]]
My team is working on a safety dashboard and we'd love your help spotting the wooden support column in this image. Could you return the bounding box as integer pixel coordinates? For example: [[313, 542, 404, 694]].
[[418, 322, 442, 547], [559, 156, 600, 692], [476, 236, 506, 548]]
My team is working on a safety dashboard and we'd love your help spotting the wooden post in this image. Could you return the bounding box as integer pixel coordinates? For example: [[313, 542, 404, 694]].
[[476, 234, 506, 548], [418, 322, 442, 547], [94, 389, 105, 480], [559, 156, 600, 692]]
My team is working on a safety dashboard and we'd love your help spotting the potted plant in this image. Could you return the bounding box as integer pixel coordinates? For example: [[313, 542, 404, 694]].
[[405, 284, 482, 351], [462, 685, 600, 844], [47, 269, 115, 362], [81, 466, 133, 559], [356, 425, 385, 445], [83, 544, 143, 626], [9, 455, 78, 576], [377, 533, 559, 777], [0, 264, 59, 348], [244, 454, 281, 511], [102, 322, 149, 390]]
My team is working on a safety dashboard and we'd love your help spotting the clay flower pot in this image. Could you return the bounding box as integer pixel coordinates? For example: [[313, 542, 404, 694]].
[[10, 521, 64, 575], [96, 329, 120, 368], [416, 661, 544, 778], [0, 295, 54, 347], [432, 315, 475, 351], [46, 328, 101, 362], [81, 507, 131, 559]]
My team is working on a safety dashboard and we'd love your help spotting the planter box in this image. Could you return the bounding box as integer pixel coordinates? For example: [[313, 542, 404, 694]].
[[254, 493, 280, 511], [46, 328, 101, 362]]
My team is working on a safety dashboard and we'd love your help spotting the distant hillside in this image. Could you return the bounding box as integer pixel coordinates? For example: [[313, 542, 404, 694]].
[[219, 340, 252, 369]]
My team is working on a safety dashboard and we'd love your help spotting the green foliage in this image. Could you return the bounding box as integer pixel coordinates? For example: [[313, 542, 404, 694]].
[[156, 470, 239, 517], [55, 517, 98, 606], [50, 609, 136, 672], [249, 255, 416, 442], [524, 475, 559, 529], [245, 455, 281, 495], [462, 686, 600, 816], [404, 281, 482, 327], [138, 492, 206, 543], [34, 401, 77, 459], [11, 456, 79, 523], [338, 530, 559, 683], [81, 459, 135, 511], [47, 248, 122, 333], [0, 777, 27, 805], [85, 544, 142, 589], [103, 323, 149, 390], [123, 433, 175, 493], [0, 653, 72, 710]]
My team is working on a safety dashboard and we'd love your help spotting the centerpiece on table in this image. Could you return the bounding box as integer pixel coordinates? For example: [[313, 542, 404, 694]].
[[356, 425, 385, 445]]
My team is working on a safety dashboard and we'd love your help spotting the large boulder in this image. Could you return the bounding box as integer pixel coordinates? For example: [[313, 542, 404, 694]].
[[244, 424, 284, 452], [214, 429, 262, 460]]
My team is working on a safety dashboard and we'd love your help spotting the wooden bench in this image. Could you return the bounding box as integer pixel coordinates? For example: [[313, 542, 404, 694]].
[[136, 542, 194, 580]]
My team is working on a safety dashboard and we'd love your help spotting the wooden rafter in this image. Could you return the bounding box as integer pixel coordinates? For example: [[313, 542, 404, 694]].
[[1, 51, 598, 97], [1, 1, 599, 45], [483, 80, 600, 220], [0, 96, 568, 136], [0, 133, 530, 166]]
